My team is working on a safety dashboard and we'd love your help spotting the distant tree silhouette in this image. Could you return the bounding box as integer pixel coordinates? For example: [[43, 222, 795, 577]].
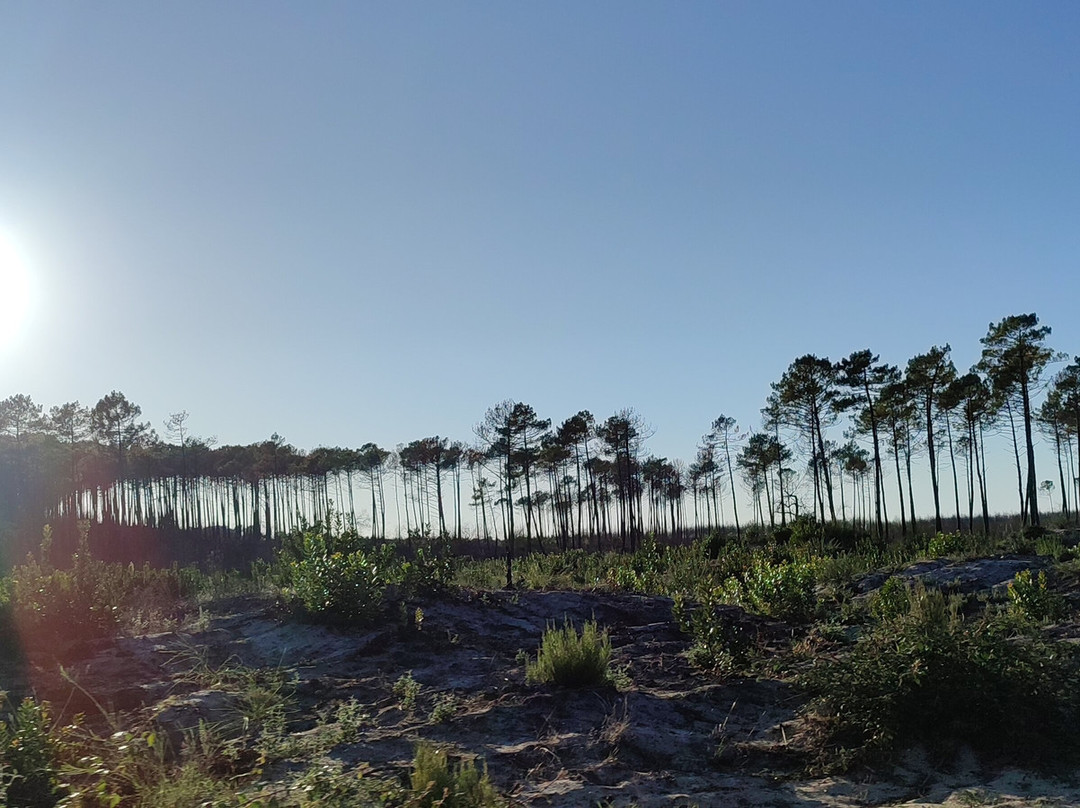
[[980, 314, 1058, 528], [835, 351, 894, 539], [772, 356, 839, 524], [710, 415, 743, 538], [906, 346, 956, 533]]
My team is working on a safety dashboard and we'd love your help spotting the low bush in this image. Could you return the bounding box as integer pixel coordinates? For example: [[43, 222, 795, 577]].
[[0, 696, 60, 808], [803, 582, 1080, 769], [285, 523, 460, 623], [926, 531, 967, 559], [399, 534, 458, 597], [868, 576, 910, 622], [1008, 569, 1066, 622], [722, 557, 817, 622], [526, 619, 612, 687], [408, 743, 500, 808], [608, 537, 665, 593], [290, 543, 388, 625], [5, 524, 202, 649], [10, 552, 119, 644], [672, 590, 752, 672]]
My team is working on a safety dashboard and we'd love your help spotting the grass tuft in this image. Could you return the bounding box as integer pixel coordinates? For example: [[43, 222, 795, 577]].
[[408, 742, 500, 808], [526, 618, 613, 687]]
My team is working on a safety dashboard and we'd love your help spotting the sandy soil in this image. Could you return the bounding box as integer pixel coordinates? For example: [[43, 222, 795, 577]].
[[6, 560, 1080, 807]]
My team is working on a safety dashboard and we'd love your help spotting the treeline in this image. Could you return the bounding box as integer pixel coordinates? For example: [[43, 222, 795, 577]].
[[1, 313, 1079, 566]]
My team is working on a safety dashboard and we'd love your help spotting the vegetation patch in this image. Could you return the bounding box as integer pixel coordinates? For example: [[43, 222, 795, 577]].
[[802, 582, 1080, 770], [526, 618, 613, 687], [1007, 568, 1066, 622], [409, 743, 500, 808]]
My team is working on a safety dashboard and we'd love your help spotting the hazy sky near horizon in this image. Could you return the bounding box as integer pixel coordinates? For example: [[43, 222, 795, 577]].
[[2, 2, 1079, 513]]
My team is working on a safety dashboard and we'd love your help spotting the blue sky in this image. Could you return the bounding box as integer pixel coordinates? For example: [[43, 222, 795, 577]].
[[2, 2, 1079, 515]]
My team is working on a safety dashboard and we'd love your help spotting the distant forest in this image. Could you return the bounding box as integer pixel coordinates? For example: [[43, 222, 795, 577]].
[[2, 314, 1078, 566]]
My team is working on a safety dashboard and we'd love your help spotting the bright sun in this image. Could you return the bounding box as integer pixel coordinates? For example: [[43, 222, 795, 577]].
[[0, 231, 32, 352]]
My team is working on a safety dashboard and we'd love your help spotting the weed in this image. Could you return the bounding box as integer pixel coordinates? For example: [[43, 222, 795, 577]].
[[526, 619, 613, 687], [868, 576, 910, 622], [430, 695, 458, 724], [596, 698, 630, 752], [280, 759, 399, 807], [394, 672, 422, 711], [1008, 569, 1066, 622], [407, 742, 500, 808]]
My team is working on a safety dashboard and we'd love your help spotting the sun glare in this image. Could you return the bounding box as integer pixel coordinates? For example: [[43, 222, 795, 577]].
[[0, 231, 32, 353]]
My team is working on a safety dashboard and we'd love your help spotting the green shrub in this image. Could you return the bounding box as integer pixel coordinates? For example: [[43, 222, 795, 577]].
[[10, 554, 118, 644], [0, 696, 60, 808], [277, 512, 374, 569], [526, 619, 612, 687], [289, 529, 390, 624], [927, 531, 966, 559], [399, 534, 457, 597], [814, 551, 876, 593], [609, 537, 664, 593], [723, 557, 817, 622], [869, 576, 910, 622], [698, 530, 726, 560], [408, 743, 500, 808], [672, 590, 752, 672], [803, 583, 1080, 769], [1008, 569, 1066, 622], [7, 531, 200, 648], [1035, 534, 1065, 561], [393, 672, 422, 711]]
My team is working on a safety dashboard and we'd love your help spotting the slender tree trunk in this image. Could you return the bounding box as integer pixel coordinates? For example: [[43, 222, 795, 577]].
[[925, 393, 942, 533], [1054, 421, 1070, 519], [1006, 399, 1027, 524], [813, 403, 837, 522], [863, 376, 885, 538], [1020, 377, 1040, 527], [945, 416, 961, 532], [904, 437, 917, 532], [977, 421, 991, 536], [723, 439, 741, 539]]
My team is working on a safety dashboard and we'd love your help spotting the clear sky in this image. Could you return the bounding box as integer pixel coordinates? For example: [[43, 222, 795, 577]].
[[2, 2, 1079, 515]]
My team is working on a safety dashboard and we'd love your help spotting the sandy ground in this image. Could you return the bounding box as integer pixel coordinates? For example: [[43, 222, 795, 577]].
[[6, 561, 1080, 807]]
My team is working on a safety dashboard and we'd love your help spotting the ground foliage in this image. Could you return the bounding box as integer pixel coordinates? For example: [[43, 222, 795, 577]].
[[802, 581, 1080, 770], [525, 618, 613, 687], [1, 519, 1080, 805]]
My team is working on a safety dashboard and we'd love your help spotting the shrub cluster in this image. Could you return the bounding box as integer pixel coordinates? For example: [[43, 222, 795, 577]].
[[803, 582, 1080, 768], [289, 533, 391, 625], [282, 521, 459, 625], [721, 556, 817, 623], [5, 535, 200, 648], [926, 530, 967, 559], [672, 589, 752, 672]]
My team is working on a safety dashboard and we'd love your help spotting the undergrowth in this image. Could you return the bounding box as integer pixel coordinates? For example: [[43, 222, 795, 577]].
[[801, 581, 1080, 771], [408, 743, 500, 808], [526, 619, 613, 687]]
